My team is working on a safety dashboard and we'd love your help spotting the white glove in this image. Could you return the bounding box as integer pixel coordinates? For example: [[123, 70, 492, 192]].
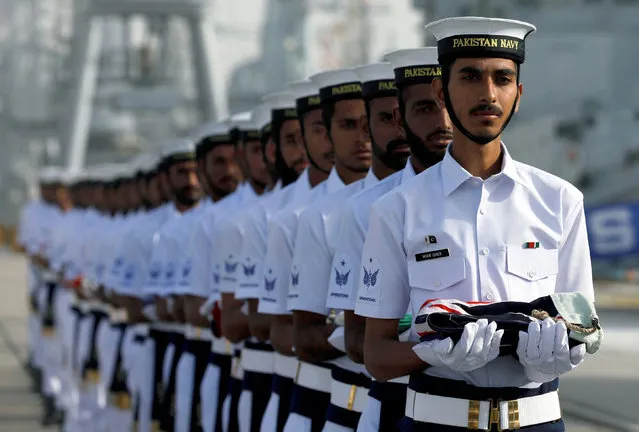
[[412, 319, 503, 372], [517, 318, 586, 383], [198, 295, 217, 317]]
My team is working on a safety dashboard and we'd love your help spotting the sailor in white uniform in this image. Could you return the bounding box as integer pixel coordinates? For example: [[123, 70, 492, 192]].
[[36, 168, 73, 426], [330, 48, 454, 432], [244, 80, 332, 432], [214, 110, 283, 432], [217, 97, 304, 431], [174, 117, 249, 432], [187, 119, 258, 432], [139, 140, 201, 430], [357, 17, 595, 432], [289, 65, 392, 432]]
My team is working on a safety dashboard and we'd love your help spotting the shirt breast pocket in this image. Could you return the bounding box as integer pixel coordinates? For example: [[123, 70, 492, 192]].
[[407, 255, 467, 296], [506, 247, 558, 300]]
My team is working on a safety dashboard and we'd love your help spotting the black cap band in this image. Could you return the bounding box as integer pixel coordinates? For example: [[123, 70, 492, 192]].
[[296, 94, 322, 116], [362, 80, 397, 101], [241, 130, 261, 142], [161, 151, 196, 170], [196, 134, 232, 159], [271, 108, 298, 125], [319, 81, 363, 104], [260, 123, 272, 141], [437, 34, 526, 65], [394, 65, 442, 87]]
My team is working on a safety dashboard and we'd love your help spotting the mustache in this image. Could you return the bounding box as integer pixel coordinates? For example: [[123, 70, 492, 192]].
[[426, 128, 454, 141], [469, 104, 503, 116], [386, 138, 409, 153]]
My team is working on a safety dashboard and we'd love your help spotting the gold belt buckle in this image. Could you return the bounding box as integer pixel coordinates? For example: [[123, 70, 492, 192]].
[[490, 399, 520, 431], [346, 385, 357, 411], [468, 400, 481, 430]]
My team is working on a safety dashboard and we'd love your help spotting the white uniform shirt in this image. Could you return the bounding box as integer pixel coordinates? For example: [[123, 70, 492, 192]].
[[160, 203, 211, 296], [258, 168, 344, 316], [328, 163, 415, 311], [105, 211, 143, 292], [355, 144, 594, 388], [111, 204, 173, 297], [289, 169, 379, 315], [214, 184, 261, 297], [177, 190, 245, 299], [142, 206, 183, 297], [235, 169, 311, 301]]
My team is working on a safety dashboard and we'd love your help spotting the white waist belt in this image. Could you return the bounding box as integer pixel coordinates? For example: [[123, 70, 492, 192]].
[[151, 322, 186, 333], [186, 326, 213, 341], [211, 337, 233, 356], [231, 354, 244, 380], [274, 353, 298, 380], [330, 379, 369, 413], [295, 362, 332, 393], [109, 308, 129, 324], [131, 323, 150, 337], [387, 375, 409, 385], [405, 389, 561, 431], [241, 348, 274, 374]]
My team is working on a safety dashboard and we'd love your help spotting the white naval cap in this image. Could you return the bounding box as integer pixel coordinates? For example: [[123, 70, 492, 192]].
[[384, 48, 441, 87], [161, 138, 196, 159], [424, 16, 536, 64], [191, 121, 230, 143], [309, 69, 363, 103], [262, 91, 297, 111], [353, 63, 397, 100], [289, 80, 321, 116], [353, 62, 394, 83], [38, 166, 64, 184], [160, 138, 196, 169], [60, 169, 84, 185], [230, 111, 255, 131], [252, 103, 272, 131], [262, 91, 298, 125]]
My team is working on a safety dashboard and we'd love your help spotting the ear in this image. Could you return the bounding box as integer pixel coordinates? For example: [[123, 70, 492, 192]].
[[361, 114, 370, 138], [514, 83, 523, 114], [392, 106, 406, 139], [432, 77, 446, 109], [265, 139, 277, 164]]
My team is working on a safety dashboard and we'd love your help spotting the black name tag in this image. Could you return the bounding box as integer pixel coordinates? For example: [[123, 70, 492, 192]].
[[415, 248, 450, 262]]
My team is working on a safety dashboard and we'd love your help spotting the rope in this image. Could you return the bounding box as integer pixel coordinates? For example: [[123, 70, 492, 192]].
[[531, 309, 600, 334]]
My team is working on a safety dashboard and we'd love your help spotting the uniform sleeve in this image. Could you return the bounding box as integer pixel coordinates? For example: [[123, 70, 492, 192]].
[[161, 231, 180, 296], [555, 200, 595, 302], [143, 232, 167, 296], [105, 235, 128, 290], [180, 218, 211, 297], [218, 220, 243, 295], [118, 235, 146, 296], [327, 201, 366, 311], [289, 209, 332, 315], [354, 198, 410, 319], [258, 217, 294, 315], [235, 210, 266, 300]]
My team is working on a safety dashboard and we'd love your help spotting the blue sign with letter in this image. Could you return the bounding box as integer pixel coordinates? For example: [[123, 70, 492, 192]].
[[585, 201, 639, 259]]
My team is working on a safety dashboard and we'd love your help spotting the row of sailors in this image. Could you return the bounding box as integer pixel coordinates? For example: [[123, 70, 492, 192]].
[[19, 17, 596, 432]]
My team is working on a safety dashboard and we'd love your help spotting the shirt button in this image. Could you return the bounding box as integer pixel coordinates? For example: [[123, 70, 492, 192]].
[[485, 293, 494, 301], [433, 280, 441, 288], [528, 270, 536, 278], [481, 247, 490, 256], [479, 207, 486, 215]]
